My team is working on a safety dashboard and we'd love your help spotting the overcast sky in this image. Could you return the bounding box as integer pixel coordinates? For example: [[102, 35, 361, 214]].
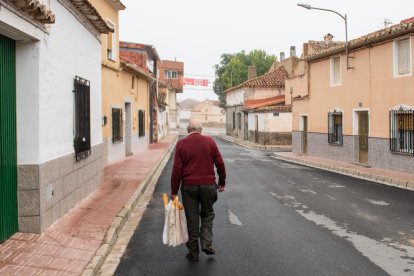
[[119, 0, 414, 102]]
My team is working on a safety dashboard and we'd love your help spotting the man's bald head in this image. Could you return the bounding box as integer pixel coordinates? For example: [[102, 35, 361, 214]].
[[187, 119, 203, 133]]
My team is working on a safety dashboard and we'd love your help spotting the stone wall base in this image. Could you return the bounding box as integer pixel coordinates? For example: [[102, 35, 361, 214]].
[[17, 143, 104, 233]]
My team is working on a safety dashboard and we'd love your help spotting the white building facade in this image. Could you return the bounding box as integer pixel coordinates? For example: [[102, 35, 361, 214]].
[[0, 0, 110, 237]]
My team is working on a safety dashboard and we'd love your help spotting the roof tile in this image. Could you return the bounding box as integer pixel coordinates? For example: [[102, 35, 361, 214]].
[[225, 67, 288, 93], [244, 95, 285, 109]]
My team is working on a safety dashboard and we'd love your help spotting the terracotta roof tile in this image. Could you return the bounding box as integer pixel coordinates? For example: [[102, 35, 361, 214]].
[[306, 18, 414, 61], [248, 105, 292, 113], [308, 40, 345, 52], [225, 67, 288, 93], [244, 95, 285, 109]]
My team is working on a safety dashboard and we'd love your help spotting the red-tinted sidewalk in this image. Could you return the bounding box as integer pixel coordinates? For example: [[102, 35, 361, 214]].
[[0, 134, 178, 276]]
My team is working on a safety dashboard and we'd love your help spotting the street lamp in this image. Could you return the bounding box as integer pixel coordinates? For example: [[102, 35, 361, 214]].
[[297, 3, 353, 70]]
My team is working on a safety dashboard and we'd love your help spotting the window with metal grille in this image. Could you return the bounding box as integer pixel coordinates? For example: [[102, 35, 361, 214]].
[[112, 108, 123, 143], [330, 56, 341, 85], [138, 110, 145, 137], [390, 109, 413, 154], [237, 113, 241, 130], [74, 76, 91, 161], [232, 112, 236, 129], [394, 37, 411, 76], [164, 70, 178, 79], [328, 111, 343, 145]]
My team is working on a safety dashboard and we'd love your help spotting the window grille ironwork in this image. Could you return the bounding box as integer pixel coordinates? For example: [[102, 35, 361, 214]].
[[112, 108, 123, 143], [73, 76, 91, 161], [390, 109, 414, 154], [328, 111, 343, 145], [138, 110, 145, 137]]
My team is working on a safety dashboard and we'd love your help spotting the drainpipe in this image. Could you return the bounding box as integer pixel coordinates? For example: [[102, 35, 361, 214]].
[[149, 81, 154, 144]]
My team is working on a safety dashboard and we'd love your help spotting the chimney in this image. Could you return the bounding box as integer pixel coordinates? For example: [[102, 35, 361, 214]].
[[324, 33, 334, 43], [290, 46, 296, 57], [248, 66, 257, 80], [280, 52, 285, 61]]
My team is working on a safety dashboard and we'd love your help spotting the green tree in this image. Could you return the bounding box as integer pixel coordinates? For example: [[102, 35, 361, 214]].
[[213, 50, 276, 107]]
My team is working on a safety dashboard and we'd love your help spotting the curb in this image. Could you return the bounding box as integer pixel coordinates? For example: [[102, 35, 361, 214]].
[[273, 154, 414, 192], [217, 135, 292, 152], [81, 136, 178, 276]]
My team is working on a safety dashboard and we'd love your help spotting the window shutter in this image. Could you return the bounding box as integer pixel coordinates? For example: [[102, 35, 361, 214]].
[[107, 32, 113, 51], [74, 76, 91, 161], [334, 57, 340, 84], [398, 38, 410, 75], [112, 30, 117, 60]]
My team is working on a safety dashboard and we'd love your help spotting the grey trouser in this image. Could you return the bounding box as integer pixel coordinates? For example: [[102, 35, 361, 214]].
[[181, 184, 218, 254]]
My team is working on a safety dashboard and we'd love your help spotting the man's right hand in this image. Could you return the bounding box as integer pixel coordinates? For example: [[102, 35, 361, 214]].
[[217, 186, 225, 192]]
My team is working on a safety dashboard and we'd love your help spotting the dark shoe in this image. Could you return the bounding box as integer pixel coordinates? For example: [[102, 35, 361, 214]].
[[201, 246, 215, 255], [186, 252, 199, 262]]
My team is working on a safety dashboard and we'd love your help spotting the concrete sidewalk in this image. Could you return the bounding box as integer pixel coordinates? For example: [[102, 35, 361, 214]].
[[0, 134, 178, 276], [219, 134, 414, 192]]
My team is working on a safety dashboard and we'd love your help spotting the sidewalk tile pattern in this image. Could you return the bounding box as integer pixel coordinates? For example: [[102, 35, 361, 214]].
[[0, 134, 177, 276]]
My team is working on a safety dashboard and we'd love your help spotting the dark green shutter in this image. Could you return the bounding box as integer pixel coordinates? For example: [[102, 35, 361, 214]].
[[0, 34, 18, 242]]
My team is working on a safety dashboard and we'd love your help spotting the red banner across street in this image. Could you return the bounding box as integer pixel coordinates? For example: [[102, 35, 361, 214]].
[[180, 77, 209, 87]]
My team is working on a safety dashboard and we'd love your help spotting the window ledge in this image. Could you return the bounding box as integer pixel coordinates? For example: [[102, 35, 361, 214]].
[[328, 142, 343, 147], [390, 150, 414, 156], [393, 73, 412, 79]]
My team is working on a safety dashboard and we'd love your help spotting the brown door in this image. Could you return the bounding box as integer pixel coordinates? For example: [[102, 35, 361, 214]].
[[255, 115, 258, 143], [358, 112, 369, 163], [302, 116, 308, 154], [244, 113, 248, 140]]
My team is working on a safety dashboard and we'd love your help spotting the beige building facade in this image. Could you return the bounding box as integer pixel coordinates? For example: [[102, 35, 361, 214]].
[[291, 20, 414, 174], [191, 100, 225, 124]]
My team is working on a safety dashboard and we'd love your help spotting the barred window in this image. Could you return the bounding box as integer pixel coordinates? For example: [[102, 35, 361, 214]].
[[390, 108, 413, 154], [138, 110, 145, 137], [112, 108, 123, 143], [331, 56, 341, 85], [74, 76, 91, 161], [395, 37, 411, 76], [328, 111, 343, 145]]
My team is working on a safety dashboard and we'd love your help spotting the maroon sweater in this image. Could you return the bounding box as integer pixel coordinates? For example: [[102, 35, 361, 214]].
[[171, 132, 226, 195]]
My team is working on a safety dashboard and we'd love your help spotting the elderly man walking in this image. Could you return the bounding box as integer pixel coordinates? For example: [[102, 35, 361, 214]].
[[170, 119, 226, 262]]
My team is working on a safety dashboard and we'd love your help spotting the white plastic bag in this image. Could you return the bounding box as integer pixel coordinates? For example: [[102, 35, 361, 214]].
[[162, 196, 188, 247]]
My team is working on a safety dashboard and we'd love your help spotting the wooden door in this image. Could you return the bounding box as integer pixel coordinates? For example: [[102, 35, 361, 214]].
[[358, 112, 369, 163], [302, 116, 308, 154]]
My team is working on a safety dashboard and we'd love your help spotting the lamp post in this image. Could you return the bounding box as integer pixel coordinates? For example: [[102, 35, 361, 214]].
[[297, 3, 353, 70]]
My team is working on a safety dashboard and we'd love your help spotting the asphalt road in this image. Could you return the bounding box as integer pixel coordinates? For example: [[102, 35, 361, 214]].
[[115, 136, 414, 276]]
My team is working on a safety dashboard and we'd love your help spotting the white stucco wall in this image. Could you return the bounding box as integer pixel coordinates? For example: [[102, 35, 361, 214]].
[[226, 89, 244, 106], [246, 87, 284, 100], [21, 0, 102, 164], [179, 110, 192, 120], [16, 42, 41, 164], [248, 112, 292, 132]]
